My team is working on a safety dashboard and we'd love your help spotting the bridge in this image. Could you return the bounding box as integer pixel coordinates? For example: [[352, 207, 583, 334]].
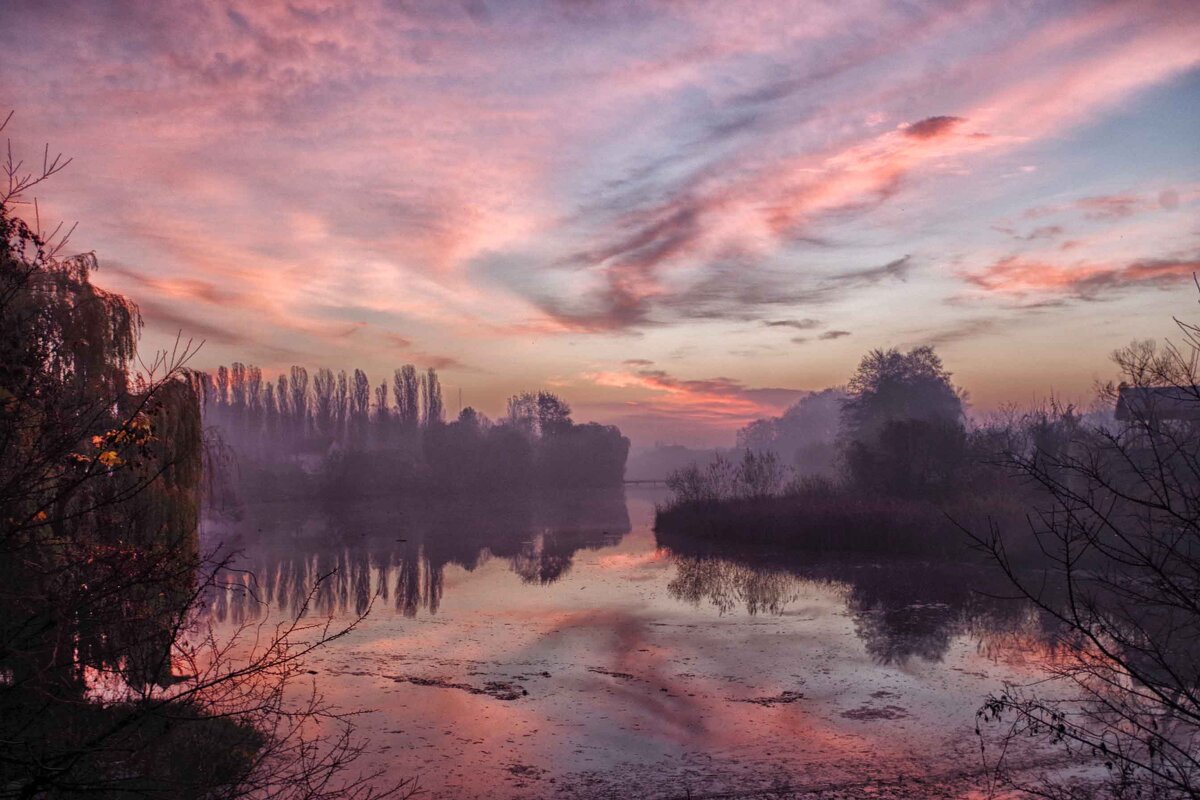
[[623, 478, 669, 487]]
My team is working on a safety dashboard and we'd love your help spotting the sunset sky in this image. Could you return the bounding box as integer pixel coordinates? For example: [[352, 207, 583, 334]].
[[3, 0, 1198, 446]]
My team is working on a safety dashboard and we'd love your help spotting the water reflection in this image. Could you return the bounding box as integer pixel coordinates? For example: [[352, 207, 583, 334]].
[[665, 547, 1052, 665], [195, 490, 1065, 797], [203, 487, 1053, 671], [202, 489, 631, 621]]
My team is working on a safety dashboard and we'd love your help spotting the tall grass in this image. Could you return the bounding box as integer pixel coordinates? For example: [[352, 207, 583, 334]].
[[655, 451, 1031, 559]]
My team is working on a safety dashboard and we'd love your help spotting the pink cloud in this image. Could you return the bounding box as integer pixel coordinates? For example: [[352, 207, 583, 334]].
[[965, 255, 1200, 298], [583, 367, 805, 436]]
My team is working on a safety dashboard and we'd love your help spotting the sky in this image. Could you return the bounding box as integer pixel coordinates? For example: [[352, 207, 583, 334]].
[[2, 0, 1199, 447]]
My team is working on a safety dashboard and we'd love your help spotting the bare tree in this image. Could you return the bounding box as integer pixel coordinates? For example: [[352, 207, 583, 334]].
[[973, 308, 1200, 798], [393, 365, 419, 432], [313, 367, 335, 439], [351, 369, 370, 449], [335, 369, 349, 442], [216, 365, 230, 407], [374, 381, 389, 424], [421, 367, 443, 427], [289, 366, 309, 439]]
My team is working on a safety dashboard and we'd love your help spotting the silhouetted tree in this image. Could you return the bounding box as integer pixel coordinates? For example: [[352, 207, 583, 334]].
[[216, 365, 229, 408], [506, 390, 571, 438], [374, 381, 389, 424], [537, 391, 572, 436], [841, 346, 966, 498], [289, 366, 309, 438], [231, 361, 247, 420], [313, 367, 335, 439], [975, 327, 1200, 799], [0, 129, 400, 798], [507, 391, 538, 436], [246, 364, 263, 440], [263, 380, 278, 441], [739, 387, 846, 477], [276, 373, 290, 434], [421, 367, 443, 427], [393, 365, 419, 432], [351, 369, 370, 449], [335, 369, 349, 441]]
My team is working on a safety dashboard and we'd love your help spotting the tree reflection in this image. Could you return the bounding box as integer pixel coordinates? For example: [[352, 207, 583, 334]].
[[663, 543, 1053, 665], [203, 488, 630, 620], [668, 558, 801, 615]]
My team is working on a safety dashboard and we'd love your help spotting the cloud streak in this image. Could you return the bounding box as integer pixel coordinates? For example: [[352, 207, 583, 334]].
[[586, 365, 805, 427], [966, 255, 1200, 299]]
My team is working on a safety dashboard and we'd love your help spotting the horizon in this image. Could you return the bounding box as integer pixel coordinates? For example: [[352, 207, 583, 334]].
[[3, 0, 1198, 448]]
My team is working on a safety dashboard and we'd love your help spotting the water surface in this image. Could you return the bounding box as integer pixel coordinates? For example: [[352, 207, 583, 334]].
[[203, 488, 1051, 798]]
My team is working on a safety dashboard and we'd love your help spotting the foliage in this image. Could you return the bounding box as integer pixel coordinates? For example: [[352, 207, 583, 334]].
[[973, 324, 1200, 798], [737, 387, 846, 477], [663, 450, 789, 507], [0, 119, 402, 799], [657, 345, 1040, 557], [506, 390, 572, 438], [200, 375, 628, 501], [655, 478, 1021, 558], [841, 346, 967, 498]]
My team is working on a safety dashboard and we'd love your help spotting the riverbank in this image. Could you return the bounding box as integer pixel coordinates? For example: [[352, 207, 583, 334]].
[[653, 486, 1029, 560]]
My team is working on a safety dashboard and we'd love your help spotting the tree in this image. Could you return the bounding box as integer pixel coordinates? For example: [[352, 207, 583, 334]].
[[843, 346, 963, 434], [276, 373, 290, 435], [505, 390, 572, 438], [974, 324, 1200, 798], [841, 346, 966, 497], [421, 367, 443, 427], [289, 365, 309, 438], [536, 391, 572, 436], [374, 381, 389, 423], [0, 117, 402, 800], [507, 391, 538, 435], [335, 369, 349, 442], [312, 367, 335, 438], [263, 380, 278, 440], [215, 364, 229, 407], [393, 365, 419, 432], [246, 364, 263, 440], [350, 368, 370, 448], [230, 361, 247, 418], [738, 387, 846, 477]]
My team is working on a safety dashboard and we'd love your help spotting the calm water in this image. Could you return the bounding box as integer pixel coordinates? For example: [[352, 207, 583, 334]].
[[202, 488, 1053, 799]]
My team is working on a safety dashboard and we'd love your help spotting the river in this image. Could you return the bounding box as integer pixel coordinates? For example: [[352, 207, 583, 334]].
[[201, 487, 1056, 799]]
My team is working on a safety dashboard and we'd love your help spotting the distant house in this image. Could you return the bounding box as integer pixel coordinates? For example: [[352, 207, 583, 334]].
[[1114, 385, 1200, 422]]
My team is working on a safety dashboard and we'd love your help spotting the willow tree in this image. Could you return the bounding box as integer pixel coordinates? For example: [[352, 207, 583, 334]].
[[0, 119, 399, 800], [0, 169, 211, 786]]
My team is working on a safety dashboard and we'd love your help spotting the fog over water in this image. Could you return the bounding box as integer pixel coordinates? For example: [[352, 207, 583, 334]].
[[203, 488, 1054, 798]]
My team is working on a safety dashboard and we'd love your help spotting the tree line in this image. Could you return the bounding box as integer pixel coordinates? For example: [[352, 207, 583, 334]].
[[195, 362, 445, 454], [196, 363, 630, 501]]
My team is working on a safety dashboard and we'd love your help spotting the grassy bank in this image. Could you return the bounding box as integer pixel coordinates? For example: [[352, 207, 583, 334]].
[[653, 485, 1029, 559]]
